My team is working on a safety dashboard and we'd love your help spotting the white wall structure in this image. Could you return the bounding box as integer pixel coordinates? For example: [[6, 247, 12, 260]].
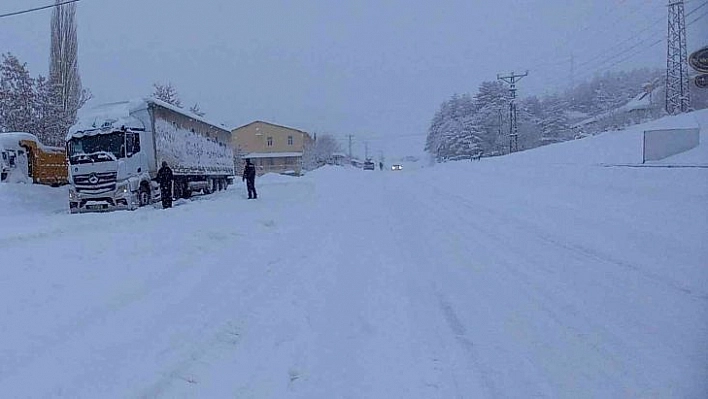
[[642, 128, 699, 162]]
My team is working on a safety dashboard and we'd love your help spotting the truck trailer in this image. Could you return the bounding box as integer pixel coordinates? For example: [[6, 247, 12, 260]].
[[66, 98, 234, 213], [0, 132, 68, 186]]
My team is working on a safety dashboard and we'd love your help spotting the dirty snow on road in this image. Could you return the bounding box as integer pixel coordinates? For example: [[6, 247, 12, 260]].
[[1, 112, 707, 398]]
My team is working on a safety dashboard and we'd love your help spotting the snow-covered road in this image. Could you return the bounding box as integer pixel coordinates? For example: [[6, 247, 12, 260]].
[[1, 113, 707, 397]]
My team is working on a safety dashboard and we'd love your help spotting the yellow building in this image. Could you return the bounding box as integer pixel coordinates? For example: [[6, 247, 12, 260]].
[[232, 121, 313, 175]]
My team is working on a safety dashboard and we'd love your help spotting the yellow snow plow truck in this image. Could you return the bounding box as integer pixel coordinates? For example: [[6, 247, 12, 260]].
[[0, 133, 68, 186]]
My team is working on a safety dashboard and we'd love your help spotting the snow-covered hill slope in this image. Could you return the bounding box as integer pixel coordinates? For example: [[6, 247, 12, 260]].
[[0, 111, 706, 398], [505, 109, 707, 166]]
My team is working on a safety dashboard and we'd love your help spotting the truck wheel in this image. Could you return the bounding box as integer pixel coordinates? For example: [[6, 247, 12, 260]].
[[139, 184, 151, 207]]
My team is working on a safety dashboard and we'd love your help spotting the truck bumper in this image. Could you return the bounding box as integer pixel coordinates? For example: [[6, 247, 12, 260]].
[[69, 194, 137, 214], [69, 181, 162, 214]]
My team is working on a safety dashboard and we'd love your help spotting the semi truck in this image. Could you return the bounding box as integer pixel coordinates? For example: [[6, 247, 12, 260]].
[[0, 132, 68, 186], [66, 98, 234, 213]]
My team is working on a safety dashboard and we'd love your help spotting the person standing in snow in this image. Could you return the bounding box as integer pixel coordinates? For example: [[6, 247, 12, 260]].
[[242, 158, 257, 199], [156, 161, 174, 208]]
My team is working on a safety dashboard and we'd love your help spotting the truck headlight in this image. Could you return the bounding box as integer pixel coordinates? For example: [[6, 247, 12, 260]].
[[115, 182, 129, 195], [69, 188, 78, 200]]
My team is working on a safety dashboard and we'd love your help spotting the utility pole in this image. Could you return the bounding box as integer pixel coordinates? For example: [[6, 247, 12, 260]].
[[497, 70, 528, 153], [364, 142, 369, 160], [346, 134, 354, 160], [666, 0, 690, 114]]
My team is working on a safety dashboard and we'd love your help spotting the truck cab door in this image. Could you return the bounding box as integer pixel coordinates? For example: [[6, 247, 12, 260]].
[[125, 132, 146, 176]]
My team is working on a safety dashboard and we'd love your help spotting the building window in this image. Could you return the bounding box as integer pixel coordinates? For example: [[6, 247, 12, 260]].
[[288, 135, 293, 145], [267, 136, 273, 146]]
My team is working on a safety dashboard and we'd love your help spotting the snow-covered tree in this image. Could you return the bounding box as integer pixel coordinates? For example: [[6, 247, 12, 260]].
[[34, 75, 68, 145], [303, 134, 341, 170], [424, 103, 448, 159], [539, 95, 570, 144], [473, 81, 510, 153], [152, 82, 182, 108], [425, 93, 481, 161], [0, 53, 35, 133]]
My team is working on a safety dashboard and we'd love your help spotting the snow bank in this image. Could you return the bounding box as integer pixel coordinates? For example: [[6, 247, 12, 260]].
[[503, 109, 707, 166], [0, 183, 67, 219]]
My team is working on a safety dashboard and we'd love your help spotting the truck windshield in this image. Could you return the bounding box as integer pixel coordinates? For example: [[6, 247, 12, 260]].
[[68, 132, 125, 165]]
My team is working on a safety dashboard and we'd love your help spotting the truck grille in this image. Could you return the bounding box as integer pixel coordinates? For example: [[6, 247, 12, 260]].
[[73, 171, 117, 194]]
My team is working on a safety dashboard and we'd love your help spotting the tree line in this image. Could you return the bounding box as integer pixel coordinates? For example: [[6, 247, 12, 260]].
[[425, 68, 708, 162], [0, 1, 87, 147]]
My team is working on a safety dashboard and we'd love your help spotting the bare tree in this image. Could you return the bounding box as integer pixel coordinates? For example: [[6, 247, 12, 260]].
[[49, 0, 89, 143], [152, 82, 182, 108]]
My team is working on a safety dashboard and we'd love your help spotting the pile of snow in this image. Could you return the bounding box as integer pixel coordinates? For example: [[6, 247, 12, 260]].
[[0, 183, 67, 218]]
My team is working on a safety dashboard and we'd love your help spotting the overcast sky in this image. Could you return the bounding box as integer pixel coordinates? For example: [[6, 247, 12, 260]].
[[1, 0, 706, 158]]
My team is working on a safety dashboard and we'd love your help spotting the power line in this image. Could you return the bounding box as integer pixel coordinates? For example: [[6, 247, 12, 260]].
[[0, 0, 80, 19], [580, 1, 705, 71], [527, 1, 662, 71], [532, 0, 707, 93], [570, 4, 706, 85], [687, 5, 708, 23]]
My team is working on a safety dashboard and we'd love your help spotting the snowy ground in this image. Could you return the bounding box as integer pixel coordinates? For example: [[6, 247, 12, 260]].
[[1, 111, 707, 398]]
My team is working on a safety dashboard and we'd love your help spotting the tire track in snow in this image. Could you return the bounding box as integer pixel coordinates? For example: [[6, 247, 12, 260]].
[[396, 177, 703, 397], [377, 177, 505, 398], [437, 186, 706, 301]]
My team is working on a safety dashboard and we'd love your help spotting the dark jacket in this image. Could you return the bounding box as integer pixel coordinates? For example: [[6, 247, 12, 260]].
[[242, 162, 256, 181], [157, 165, 173, 188]]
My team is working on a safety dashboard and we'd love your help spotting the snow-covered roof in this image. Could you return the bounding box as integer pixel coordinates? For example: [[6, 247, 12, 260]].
[[0, 132, 60, 152], [564, 110, 589, 121], [243, 152, 303, 159], [68, 98, 231, 141], [232, 120, 311, 136], [622, 91, 653, 112], [572, 89, 656, 129], [68, 100, 149, 140], [148, 98, 231, 134], [0, 132, 40, 148]]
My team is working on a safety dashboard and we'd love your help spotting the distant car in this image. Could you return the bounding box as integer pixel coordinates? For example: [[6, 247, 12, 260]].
[[363, 161, 375, 170], [391, 164, 403, 171]]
